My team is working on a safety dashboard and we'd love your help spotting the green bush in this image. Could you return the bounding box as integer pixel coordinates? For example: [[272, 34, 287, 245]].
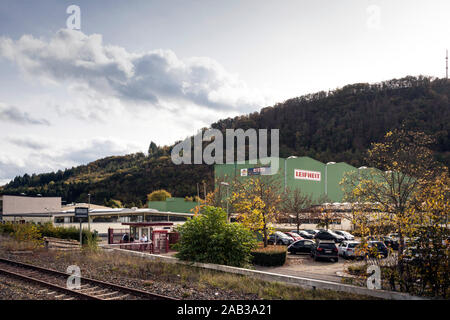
[[0, 222, 15, 235], [147, 189, 172, 201], [175, 206, 258, 267], [0, 222, 97, 245], [37, 222, 97, 243], [251, 245, 287, 267]]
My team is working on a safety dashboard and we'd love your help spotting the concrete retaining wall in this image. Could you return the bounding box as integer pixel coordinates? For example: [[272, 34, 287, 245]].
[[104, 246, 427, 300]]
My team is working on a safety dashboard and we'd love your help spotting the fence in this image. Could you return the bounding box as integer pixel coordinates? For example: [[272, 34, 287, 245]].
[[107, 228, 169, 254]]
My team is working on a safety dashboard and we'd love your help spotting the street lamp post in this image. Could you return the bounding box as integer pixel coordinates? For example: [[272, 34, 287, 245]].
[[221, 182, 230, 222], [325, 162, 336, 196], [88, 193, 91, 231]]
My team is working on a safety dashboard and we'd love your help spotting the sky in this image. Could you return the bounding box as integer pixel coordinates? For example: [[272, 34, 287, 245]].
[[0, 0, 449, 185]]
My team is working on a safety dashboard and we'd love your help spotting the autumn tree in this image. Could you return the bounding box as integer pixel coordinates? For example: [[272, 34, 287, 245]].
[[401, 173, 450, 297], [342, 129, 446, 282], [281, 187, 312, 233], [231, 176, 283, 247], [148, 141, 158, 157], [147, 189, 172, 202], [105, 199, 123, 208]]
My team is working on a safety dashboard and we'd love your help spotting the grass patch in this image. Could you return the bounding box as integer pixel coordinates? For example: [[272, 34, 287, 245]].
[[0, 238, 377, 300], [58, 249, 375, 300]]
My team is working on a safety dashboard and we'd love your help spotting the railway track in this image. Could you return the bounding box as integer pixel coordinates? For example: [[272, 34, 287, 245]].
[[0, 257, 177, 300]]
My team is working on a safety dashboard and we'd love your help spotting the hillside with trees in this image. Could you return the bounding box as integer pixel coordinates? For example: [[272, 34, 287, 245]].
[[1, 76, 449, 207]]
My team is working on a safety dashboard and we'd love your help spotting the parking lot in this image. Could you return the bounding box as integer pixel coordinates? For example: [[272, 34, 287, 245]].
[[254, 252, 362, 283]]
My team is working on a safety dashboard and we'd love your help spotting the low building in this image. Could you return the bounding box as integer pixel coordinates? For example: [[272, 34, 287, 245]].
[[0, 195, 193, 237], [53, 207, 192, 236], [0, 194, 61, 223]]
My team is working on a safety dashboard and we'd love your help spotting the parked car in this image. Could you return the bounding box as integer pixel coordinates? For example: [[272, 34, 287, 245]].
[[402, 245, 435, 266], [381, 236, 399, 250], [268, 231, 294, 245], [333, 230, 355, 240], [310, 240, 339, 262], [297, 230, 315, 239], [388, 233, 399, 241], [303, 229, 319, 235], [284, 232, 303, 242], [337, 241, 363, 259], [314, 230, 345, 243], [367, 241, 389, 258], [290, 230, 315, 239], [369, 235, 399, 250], [288, 239, 315, 254]]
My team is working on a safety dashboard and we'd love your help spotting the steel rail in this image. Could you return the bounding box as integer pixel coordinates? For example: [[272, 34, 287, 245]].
[[0, 266, 101, 300], [0, 257, 177, 300]]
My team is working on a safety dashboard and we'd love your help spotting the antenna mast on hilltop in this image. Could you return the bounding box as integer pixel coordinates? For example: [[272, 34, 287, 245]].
[[446, 49, 448, 79]]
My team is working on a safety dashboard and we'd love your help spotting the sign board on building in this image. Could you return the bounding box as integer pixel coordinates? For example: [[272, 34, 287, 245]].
[[294, 169, 321, 181], [241, 167, 271, 176], [74, 207, 89, 218]]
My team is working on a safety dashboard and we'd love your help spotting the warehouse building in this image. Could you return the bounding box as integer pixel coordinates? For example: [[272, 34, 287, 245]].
[[214, 156, 368, 231], [214, 156, 361, 202]]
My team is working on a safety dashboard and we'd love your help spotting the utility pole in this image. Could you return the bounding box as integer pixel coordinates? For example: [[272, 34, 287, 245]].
[[88, 193, 91, 231], [446, 49, 448, 79]]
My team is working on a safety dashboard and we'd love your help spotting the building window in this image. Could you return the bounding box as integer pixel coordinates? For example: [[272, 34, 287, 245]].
[[54, 217, 65, 223]]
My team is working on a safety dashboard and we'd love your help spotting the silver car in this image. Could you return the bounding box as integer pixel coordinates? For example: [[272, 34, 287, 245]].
[[334, 230, 355, 240], [338, 241, 362, 259]]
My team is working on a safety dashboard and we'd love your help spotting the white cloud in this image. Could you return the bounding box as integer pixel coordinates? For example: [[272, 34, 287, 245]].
[[0, 102, 50, 126], [7, 136, 49, 150], [0, 137, 141, 186], [0, 29, 266, 113]]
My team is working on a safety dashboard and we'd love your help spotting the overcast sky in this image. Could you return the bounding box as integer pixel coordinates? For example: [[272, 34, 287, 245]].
[[0, 0, 449, 185]]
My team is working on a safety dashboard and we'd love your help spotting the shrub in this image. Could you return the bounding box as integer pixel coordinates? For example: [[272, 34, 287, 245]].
[[175, 206, 258, 267], [147, 189, 172, 201], [251, 245, 287, 267], [105, 199, 123, 208], [12, 223, 42, 243], [0, 223, 43, 250], [0, 222, 97, 246], [0, 222, 15, 235], [37, 222, 97, 243]]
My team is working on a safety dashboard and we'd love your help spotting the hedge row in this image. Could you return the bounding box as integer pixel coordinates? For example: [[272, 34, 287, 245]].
[[38, 223, 98, 243], [0, 222, 97, 243], [251, 245, 287, 267]]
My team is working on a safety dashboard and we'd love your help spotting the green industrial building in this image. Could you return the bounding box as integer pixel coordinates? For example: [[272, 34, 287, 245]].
[[214, 156, 361, 203], [148, 197, 197, 213]]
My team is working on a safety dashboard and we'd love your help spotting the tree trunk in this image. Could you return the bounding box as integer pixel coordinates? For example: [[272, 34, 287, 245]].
[[263, 215, 267, 247], [397, 224, 405, 291], [263, 224, 267, 248]]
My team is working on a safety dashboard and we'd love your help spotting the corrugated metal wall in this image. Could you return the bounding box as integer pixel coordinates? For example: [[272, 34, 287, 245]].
[[214, 157, 359, 202]]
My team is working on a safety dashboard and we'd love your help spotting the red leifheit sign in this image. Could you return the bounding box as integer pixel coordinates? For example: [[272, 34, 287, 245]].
[[294, 169, 321, 181]]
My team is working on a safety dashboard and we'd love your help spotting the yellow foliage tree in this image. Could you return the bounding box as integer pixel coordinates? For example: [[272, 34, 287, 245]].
[[231, 176, 282, 247], [147, 189, 172, 202], [342, 129, 448, 292]]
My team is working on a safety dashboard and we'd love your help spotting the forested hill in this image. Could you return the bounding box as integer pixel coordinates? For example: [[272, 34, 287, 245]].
[[1, 76, 449, 207]]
